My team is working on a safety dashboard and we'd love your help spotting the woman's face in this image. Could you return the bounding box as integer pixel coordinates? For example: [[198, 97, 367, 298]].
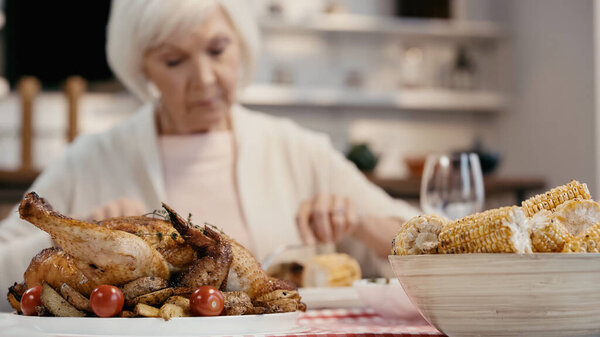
[[143, 7, 241, 134]]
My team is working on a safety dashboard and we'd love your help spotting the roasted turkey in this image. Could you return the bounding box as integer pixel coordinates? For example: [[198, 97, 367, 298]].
[[16, 192, 300, 312]]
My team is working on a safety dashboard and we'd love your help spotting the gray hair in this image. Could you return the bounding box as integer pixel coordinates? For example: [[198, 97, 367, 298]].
[[106, 0, 260, 102]]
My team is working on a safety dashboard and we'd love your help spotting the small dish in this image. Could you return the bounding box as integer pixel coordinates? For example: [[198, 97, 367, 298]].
[[352, 278, 420, 319], [298, 287, 362, 309], [403, 156, 427, 177]]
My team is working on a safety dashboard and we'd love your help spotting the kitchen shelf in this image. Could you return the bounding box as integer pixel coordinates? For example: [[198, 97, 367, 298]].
[[367, 175, 546, 203], [259, 14, 505, 40], [239, 84, 507, 112]]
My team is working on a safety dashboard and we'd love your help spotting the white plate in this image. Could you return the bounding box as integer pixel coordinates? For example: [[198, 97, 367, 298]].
[[298, 287, 362, 309], [0, 311, 305, 336]]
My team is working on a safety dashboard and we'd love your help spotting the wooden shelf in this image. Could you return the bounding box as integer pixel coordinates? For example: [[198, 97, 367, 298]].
[[260, 14, 506, 40], [0, 169, 40, 188], [240, 84, 506, 112], [0, 169, 40, 203]]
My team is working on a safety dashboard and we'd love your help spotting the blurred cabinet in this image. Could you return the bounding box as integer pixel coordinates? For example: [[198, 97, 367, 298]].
[[246, 13, 508, 113]]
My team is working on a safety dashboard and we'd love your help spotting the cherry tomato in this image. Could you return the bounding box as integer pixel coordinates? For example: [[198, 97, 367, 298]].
[[189, 286, 224, 316], [20, 285, 42, 316], [89, 285, 124, 317]]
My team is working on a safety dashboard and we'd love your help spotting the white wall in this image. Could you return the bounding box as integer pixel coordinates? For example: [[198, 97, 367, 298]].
[[496, 0, 597, 196]]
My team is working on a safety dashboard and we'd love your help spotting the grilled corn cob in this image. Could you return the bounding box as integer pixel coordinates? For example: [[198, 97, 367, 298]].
[[521, 180, 590, 217], [392, 214, 448, 255], [552, 199, 600, 236], [562, 223, 600, 253], [529, 210, 573, 252], [439, 206, 532, 254]]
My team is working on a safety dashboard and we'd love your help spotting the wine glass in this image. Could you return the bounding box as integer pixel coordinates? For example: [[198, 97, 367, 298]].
[[420, 153, 484, 220]]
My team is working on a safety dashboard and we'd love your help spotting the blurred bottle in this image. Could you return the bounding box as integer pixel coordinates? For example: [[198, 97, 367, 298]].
[[344, 70, 365, 89], [272, 64, 294, 85], [267, 0, 284, 17], [449, 46, 477, 91]]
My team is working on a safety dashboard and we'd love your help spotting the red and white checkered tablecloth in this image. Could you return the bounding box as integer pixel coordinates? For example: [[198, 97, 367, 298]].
[[267, 308, 445, 337]]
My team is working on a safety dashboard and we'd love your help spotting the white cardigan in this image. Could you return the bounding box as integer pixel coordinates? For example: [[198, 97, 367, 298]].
[[0, 104, 418, 311]]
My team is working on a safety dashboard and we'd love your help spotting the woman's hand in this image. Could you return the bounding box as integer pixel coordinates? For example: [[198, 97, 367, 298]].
[[296, 195, 360, 244], [86, 198, 146, 222]]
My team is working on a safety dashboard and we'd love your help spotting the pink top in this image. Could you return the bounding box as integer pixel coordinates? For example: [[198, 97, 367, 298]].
[[158, 132, 253, 251]]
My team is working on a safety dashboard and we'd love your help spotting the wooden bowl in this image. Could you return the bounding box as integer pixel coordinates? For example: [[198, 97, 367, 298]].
[[389, 254, 600, 337]]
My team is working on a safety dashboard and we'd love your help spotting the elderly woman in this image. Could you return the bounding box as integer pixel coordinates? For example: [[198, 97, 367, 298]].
[[0, 0, 418, 310]]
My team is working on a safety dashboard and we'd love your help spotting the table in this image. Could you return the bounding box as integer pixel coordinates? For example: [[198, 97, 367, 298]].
[[274, 308, 443, 337]]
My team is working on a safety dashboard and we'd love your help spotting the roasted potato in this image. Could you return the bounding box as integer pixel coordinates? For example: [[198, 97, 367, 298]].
[[246, 306, 268, 315], [127, 287, 174, 307], [165, 296, 190, 312], [119, 310, 136, 318], [222, 291, 252, 316], [172, 287, 194, 297], [298, 302, 307, 312], [7, 282, 25, 313], [134, 303, 160, 317], [40, 283, 85, 317], [122, 276, 168, 301], [8, 282, 25, 299], [35, 305, 51, 316], [159, 303, 189, 321], [253, 289, 300, 303], [255, 298, 300, 313], [59, 283, 91, 312], [252, 289, 301, 313], [7, 293, 21, 314]]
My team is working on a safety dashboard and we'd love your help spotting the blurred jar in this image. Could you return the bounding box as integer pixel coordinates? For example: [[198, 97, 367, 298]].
[[344, 70, 365, 89], [323, 0, 346, 14], [401, 46, 424, 88], [272, 64, 294, 85]]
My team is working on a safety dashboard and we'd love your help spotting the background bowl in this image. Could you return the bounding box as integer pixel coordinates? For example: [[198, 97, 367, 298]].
[[403, 156, 427, 177], [389, 254, 600, 337], [352, 278, 420, 319]]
